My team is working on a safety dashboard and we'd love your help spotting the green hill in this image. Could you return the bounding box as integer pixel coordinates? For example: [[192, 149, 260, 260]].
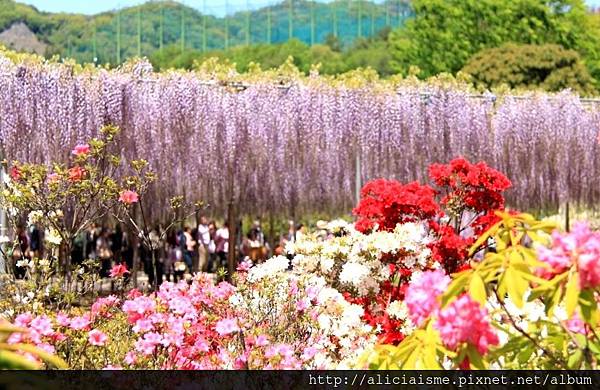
[[0, 0, 412, 65]]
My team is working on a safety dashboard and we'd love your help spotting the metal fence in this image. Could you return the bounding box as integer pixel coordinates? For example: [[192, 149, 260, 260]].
[[56, 0, 412, 64]]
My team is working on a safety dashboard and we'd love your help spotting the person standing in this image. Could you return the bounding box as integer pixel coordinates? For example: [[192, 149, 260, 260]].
[[182, 226, 195, 274], [111, 225, 124, 266], [96, 228, 113, 278], [196, 216, 210, 273], [215, 222, 229, 270], [207, 221, 217, 272], [12, 224, 28, 279], [29, 223, 42, 259], [249, 219, 269, 262]]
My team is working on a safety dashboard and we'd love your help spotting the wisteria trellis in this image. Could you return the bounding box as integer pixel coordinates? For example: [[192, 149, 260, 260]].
[[0, 55, 599, 219]]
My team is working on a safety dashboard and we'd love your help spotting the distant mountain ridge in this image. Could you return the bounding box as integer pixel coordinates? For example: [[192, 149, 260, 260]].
[[0, 0, 412, 65]]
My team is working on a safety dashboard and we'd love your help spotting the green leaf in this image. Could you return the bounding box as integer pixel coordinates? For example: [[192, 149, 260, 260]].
[[466, 344, 487, 370], [505, 266, 528, 308], [441, 271, 471, 307], [0, 350, 41, 369], [565, 272, 580, 317], [469, 273, 487, 305], [517, 346, 534, 364], [468, 219, 502, 256], [579, 289, 598, 327], [568, 349, 583, 369]]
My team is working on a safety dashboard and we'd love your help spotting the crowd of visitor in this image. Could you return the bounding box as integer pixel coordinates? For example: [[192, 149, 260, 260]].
[[6, 216, 336, 290]]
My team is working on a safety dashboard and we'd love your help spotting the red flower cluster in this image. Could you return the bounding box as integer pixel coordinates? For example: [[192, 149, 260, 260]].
[[429, 223, 473, 273], [353, 179, 439, 233], [349, 157, 512, 343], [429, 157, 511, 214], [9, 166, 21, 181]]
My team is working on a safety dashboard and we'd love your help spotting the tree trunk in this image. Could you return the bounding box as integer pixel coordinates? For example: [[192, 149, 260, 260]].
[[227, 200, 236, 283]]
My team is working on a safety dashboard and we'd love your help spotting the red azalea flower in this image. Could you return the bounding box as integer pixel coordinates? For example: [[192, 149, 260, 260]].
[[9, 166, 21, 181], [110, 264, 129, 278], [68, 166, 86, 182], [353, 179, 439, 233]]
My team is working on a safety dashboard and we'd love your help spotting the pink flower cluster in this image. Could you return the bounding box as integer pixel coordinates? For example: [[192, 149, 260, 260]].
[[71, 144, 90, 156], [120, 275, 327, 369], [405, 270, 451, 326], [7, 296, 120, 365], [435, 294, 499, 355], [537, 222, 600, 289]]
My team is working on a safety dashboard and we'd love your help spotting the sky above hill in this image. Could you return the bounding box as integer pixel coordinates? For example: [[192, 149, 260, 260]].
[[18, 1, 337, 16], [17, 0, 600, 17]]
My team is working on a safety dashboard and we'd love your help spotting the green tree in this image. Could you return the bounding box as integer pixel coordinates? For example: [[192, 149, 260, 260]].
[[390, 0, 600, 80], [462, 43, 596, 95]]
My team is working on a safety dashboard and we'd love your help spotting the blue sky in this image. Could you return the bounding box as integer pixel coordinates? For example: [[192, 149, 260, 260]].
[[17, 0, 600, 16], [18, 1, 326, 16]]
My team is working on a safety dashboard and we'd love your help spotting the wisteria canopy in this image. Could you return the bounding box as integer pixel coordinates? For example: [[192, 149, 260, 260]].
[[0, 53, 599, 218]]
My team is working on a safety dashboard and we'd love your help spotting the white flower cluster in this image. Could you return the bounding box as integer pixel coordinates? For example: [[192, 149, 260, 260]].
[[387, 300, 415, 335], [44, 228, 62, 246], [27, 210, 44, 226], [287, 220, 433, 296], [238, 260, 376, 369], [246, 255, 290, 282]]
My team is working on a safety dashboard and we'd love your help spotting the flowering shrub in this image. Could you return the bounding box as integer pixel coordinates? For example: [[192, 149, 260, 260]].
[[5, 258, 376, 369], [364, 212, 600, 369], [287, 220, 435, 344], [319, 157, 511, 343], [0, 125, 154, 304]]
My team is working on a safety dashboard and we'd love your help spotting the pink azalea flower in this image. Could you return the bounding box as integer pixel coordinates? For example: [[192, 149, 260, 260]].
[[36, 343, 55, 354], [29, 315, 53, 336], [55, 312, 70, 327], [88, 329, 108, 346], [102, 365, 123, 370], [237, 259, 252, 271], [14, 313, 33, 327], [71, 144, 90, 156], [296, 298, 310, 312], [566, 312, 586, 335], [110, 264, 129, 278], [537, 223, 600, 289], [255, 334, 270, 347], [134, 339, 156, 356], [215, 318, 239, 336], [405, 270, 451, 326], [126, 289, 142, 299], [435, 294, 499, 355], [119, 190, 139, 205], [301, 346, 318, 361], [288, 280, 299, 295], [305, 286, 320, 301], [124, 351, 137, 365], [69, 315, 91, 331], [277, 344, 294, 358], [132, 318, 153, 333], [193, 337, 210, 352]]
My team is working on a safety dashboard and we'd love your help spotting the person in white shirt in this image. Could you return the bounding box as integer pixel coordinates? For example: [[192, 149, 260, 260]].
[[196, 216, 210, 273]]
